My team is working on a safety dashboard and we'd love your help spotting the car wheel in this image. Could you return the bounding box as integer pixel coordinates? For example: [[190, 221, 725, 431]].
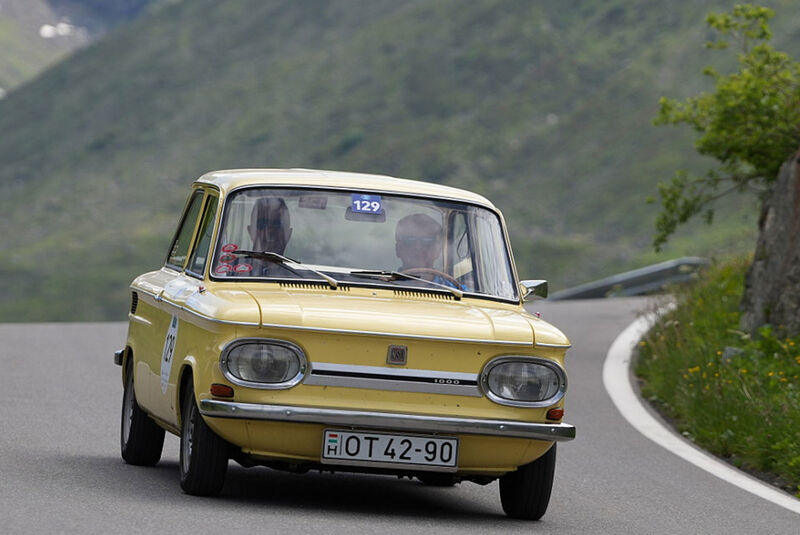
[[180, 381, 228, 496], [120, 358, 165, 466], [499, 444, 556, 520]]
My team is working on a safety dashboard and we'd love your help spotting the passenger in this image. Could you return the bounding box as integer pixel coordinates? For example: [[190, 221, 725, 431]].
[[248, 197, 292, 255], [216, 196, 293, 277]]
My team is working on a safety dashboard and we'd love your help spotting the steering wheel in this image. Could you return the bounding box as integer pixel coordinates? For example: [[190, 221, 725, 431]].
[[400, 268, 461, 288]]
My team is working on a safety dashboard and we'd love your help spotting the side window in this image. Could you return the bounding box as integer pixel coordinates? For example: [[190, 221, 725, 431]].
[[187, 196, 219, 277], [446, 211, 476, 291], [472, 211, 515, 299], [166, 191, 204, 269]]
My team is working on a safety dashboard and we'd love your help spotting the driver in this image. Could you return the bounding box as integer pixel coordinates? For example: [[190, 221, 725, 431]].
[[395, 213, 443, 272], [394, 213, 463, 291]]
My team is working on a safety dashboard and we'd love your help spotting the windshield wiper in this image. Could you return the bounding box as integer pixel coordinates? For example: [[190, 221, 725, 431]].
[[350, 270, 462, 300], [232, 250, 338, 289]]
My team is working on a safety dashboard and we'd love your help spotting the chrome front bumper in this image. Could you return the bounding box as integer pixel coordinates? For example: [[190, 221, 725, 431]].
[[199, 399, 576, 442]]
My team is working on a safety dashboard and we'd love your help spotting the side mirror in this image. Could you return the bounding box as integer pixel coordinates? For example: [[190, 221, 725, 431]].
[[520, 279, 548, 301]]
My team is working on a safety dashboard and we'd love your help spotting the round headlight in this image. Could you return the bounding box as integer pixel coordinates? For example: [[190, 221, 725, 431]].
[[221, 340, 306, 389], [482, 357, 566, 407]]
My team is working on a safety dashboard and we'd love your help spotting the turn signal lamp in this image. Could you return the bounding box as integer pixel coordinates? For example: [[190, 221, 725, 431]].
[[210, 383, 235, 398]]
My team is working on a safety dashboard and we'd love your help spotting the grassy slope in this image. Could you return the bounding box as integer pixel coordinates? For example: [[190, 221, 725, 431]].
[[636, 260, 800, 495], [0, 0, 798, 321]]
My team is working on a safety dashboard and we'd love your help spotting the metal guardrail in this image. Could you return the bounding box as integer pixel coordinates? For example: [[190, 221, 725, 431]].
[[548, 257, 709, 300]]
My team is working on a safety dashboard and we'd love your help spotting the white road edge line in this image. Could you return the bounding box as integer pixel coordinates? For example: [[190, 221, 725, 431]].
[[602, 309, 800, 515]]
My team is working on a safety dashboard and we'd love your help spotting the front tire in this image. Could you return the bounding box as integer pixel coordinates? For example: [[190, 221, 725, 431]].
[[180, 381, 228, 496], [120, 357, 165, 466], [499, 444, 557, 520]]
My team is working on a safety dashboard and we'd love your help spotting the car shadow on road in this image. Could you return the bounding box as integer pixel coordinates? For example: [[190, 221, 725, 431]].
[[57, 454, 504, 522], [220, 463, 499, 518]]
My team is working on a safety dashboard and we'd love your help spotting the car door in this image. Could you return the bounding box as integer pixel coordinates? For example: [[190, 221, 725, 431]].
[[154, 191, 222, 425], [138, 189, 206, 421]]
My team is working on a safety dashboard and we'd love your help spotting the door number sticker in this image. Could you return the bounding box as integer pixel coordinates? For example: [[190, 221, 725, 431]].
[[160, 315, 179, 393]]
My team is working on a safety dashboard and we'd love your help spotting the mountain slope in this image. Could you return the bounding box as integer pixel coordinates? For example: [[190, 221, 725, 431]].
[[0, 0, 152, 94], [1, 0, 797, 321]]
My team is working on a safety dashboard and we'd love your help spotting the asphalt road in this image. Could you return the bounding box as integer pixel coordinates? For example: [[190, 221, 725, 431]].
[[1, 298, 798, 534]]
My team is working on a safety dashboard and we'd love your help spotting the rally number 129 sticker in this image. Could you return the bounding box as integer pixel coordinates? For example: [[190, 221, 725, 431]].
[[160, 315, 179, 393], [351, 194, 383, 214]]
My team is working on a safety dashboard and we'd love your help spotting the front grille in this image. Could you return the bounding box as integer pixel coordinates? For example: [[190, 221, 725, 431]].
[[130, 291, 139, 314]]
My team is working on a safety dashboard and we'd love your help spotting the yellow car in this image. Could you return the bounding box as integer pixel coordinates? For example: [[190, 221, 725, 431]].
[[116, 169, 574, 520]]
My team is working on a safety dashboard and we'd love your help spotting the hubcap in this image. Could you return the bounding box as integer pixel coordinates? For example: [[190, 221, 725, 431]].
[[181, 405, 194, 474], [122, 375, 134, 445]]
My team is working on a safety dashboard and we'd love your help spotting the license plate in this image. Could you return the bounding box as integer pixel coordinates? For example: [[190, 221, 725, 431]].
[[321, 429, 458, 471]]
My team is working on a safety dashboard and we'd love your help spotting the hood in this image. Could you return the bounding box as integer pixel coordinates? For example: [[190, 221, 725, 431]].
[[234, 286, 568, 347]]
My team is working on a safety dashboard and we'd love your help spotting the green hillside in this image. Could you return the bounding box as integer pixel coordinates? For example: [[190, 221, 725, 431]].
[[1, 0, 798, 321]]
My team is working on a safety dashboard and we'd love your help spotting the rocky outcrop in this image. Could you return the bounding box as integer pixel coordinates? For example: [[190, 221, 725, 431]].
[[740, 148, 800, 337]]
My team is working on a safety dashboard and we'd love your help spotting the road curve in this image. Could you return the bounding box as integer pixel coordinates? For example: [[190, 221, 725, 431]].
[[1, 298, 797, 534]]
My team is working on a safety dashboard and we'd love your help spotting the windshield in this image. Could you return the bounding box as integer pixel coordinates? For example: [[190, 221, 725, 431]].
[[211, 187, 518, 301]]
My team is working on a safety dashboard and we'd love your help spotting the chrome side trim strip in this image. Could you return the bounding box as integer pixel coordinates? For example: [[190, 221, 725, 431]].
[[164, 298, 261, 327], [261, 322, 532, 346], [534, 342, 573, 349], [184, 305, 260, 327], [305, 363, 481, 397], [128, 313, 152, 327], [199, 400, 576, 441], [133, 286, 260, 327]]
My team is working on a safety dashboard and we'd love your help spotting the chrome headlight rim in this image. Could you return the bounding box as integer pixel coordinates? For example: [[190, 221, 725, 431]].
[[480, 355, 567, 408], [220, 338, 307, 390]]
